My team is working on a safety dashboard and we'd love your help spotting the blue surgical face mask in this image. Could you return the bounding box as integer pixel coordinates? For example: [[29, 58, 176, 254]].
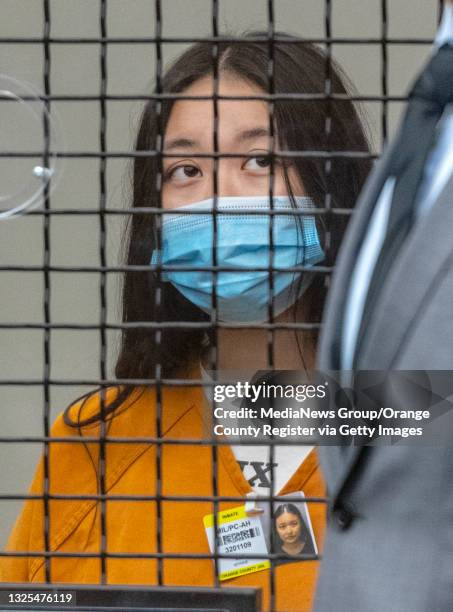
[[150, 196, 324, 323]]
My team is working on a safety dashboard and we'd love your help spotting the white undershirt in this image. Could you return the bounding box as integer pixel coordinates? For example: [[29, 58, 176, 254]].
[[200, 363, 313, 494], [232, 444, 313, 494]]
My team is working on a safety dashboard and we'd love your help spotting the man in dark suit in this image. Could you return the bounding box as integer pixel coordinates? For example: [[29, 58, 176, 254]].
[[314, 2, 453, 611]]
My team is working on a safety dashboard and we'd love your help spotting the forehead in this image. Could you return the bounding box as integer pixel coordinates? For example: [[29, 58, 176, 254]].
[[164, 74, 271, 146]]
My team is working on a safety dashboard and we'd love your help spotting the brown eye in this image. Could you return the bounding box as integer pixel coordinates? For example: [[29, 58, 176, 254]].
[[243, 154, 274, 172], [256, 155, 271, 168], [182, 165, 199, 177], [167, 164, 202, 181]]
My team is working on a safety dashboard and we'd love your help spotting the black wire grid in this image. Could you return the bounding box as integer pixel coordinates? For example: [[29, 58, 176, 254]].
[[0, 0, 444, 608]]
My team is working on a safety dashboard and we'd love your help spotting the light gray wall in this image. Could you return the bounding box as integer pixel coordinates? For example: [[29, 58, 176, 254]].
[[0, 0, 439, 546]]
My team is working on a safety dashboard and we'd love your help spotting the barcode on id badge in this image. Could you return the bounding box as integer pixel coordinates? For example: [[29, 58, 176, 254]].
[[216, 526, 261, 546]]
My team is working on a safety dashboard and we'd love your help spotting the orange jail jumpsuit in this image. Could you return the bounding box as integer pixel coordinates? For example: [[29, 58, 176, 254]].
[[0, 370, 327, 612]]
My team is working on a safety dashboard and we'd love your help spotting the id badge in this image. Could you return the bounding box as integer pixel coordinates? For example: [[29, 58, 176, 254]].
[[203, 505, 270, 581]]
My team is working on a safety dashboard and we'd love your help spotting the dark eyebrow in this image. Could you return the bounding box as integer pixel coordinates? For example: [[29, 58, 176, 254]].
[[164, 128, 270, 152], [164, 137, 199, 151], [234, 127, 270, 143]]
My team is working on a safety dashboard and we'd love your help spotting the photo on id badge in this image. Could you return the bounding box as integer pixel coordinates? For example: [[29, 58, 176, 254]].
[[270, 492, 317, 565]]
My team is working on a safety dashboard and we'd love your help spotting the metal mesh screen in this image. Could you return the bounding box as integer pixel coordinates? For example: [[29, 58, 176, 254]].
[[0, 1, 444, 610]]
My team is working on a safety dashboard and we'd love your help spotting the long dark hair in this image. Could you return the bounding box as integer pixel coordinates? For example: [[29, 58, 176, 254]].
[[274, 502, 305, 523], [64, 32, 371, 428]]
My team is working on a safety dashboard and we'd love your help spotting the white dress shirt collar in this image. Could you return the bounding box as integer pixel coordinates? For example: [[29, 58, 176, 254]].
[[436, 4, 453, 46]]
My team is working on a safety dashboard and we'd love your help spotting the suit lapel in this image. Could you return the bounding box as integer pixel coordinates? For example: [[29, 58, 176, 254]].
[[357, 171, 453, 368], [317, 138, 402, 502], [317, 135, 401, 372], [318, 118, 452, 502], [335, 172, 453, 503]]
